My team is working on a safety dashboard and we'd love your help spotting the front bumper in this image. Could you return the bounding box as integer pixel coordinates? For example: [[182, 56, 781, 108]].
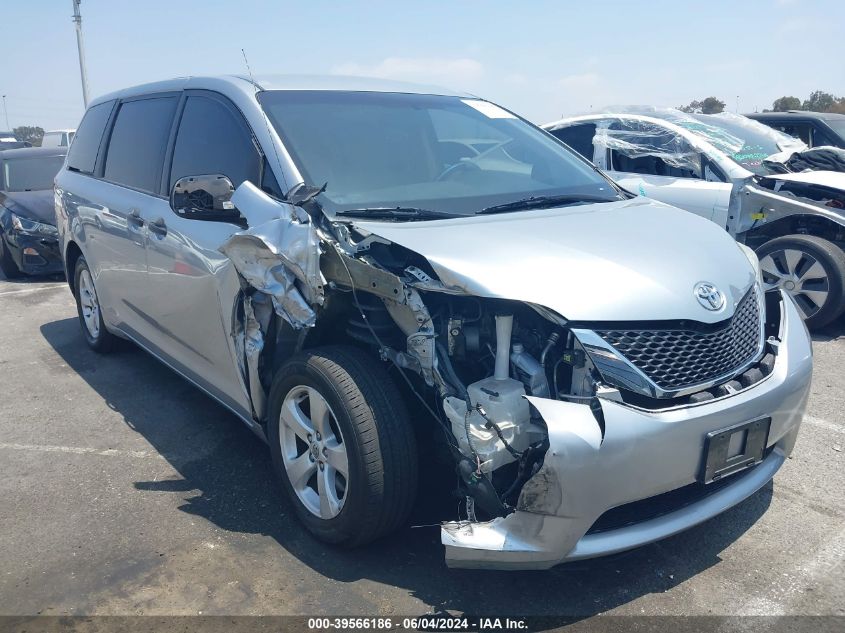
[[3, 231, 63, 275], [442, 291, 813, 569]]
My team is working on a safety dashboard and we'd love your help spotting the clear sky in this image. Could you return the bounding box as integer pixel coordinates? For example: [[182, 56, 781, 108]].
[[3, 0, 844, 131]]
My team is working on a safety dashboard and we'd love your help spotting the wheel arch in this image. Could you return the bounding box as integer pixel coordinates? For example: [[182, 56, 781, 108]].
[[64, 241, 84, 293], [745, 214, 845, 250]]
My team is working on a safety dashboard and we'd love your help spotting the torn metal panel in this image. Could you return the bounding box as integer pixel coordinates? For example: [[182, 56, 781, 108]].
[[243, 293, 268, 420], [231, 292, 272, 421], [221, 182, 325, 329], [321, 245, 404, 301], [737, 180, 845, 236], [322, 244, 440, 386]]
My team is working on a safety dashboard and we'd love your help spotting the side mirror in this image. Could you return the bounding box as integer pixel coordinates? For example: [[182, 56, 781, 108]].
[[170, 174, 245, 226]]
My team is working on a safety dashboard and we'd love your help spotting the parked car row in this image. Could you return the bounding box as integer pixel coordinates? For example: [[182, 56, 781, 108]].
[[545, 108, 845, 329], [0, 131, 31, 150], [52, 75, 813, 570]]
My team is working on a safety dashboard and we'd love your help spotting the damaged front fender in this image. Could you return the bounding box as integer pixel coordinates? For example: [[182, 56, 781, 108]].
[[220, 182, 325, 329], [219, 182, 327, 422]]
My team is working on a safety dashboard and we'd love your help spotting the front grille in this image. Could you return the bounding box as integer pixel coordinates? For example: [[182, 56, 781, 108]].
[[595, 287, 763, 392]]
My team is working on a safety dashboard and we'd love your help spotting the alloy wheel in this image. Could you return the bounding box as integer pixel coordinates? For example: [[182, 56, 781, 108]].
[[278, 385, 349, 519], [759, 247, 830, 320], [78, 269, 101, 339]]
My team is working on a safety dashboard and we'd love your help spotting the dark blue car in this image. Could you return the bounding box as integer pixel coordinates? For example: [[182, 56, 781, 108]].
[[0, 146, 67, 278]]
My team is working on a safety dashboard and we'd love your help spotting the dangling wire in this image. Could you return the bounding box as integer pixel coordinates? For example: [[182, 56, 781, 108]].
[[331, 243, 460, 451]]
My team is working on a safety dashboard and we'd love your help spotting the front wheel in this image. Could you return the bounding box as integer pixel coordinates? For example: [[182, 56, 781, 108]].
[[268, 346, 418, 547], [757, 234, 845, 330]]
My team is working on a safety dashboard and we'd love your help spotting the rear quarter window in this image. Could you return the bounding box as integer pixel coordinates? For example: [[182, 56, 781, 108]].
[[104, 96, 178, 193], [67, 100, 115, 174]]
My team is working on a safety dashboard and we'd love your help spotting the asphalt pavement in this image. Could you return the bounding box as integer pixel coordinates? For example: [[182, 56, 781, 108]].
[[0, 270, 842, 621]]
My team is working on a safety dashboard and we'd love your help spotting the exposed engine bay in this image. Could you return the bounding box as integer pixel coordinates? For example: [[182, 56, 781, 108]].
[[322, 228, 601, 520]]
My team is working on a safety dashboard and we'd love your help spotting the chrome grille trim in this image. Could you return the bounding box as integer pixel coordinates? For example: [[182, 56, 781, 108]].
[[573, 286, 765, 399]]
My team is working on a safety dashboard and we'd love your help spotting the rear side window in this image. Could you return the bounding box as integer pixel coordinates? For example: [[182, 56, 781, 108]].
[[104, 96, 177, 193], [548, 124, 597, 160], [67, 100, 114, 174], [169, 95, 260, 191]]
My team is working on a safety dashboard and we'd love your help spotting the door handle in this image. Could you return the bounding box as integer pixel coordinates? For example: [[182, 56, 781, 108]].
[[148, 217, 167, 237], [127, 208, 144, 227]]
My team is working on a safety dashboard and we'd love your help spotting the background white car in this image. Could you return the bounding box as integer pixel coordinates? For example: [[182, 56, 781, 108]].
[[545, 109, 845, 329], [40, 129, 75, 148]]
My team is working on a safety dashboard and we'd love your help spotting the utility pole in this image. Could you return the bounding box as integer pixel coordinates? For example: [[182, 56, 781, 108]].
[[71, 0, 90, 107], [2, 95, 8, 130]]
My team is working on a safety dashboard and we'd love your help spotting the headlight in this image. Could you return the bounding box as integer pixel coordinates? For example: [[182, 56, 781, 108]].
[[10, 213, 58, 236]]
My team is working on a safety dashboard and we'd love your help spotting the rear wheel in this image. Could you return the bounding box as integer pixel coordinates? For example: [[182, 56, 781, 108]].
[[0, 236, 23, 279], [757, 234, 845, 330], [268, 345, 418, 547], [73, 256, 116, 353]]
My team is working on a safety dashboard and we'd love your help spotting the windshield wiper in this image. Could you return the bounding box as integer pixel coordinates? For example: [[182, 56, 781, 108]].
[[476, 193, 620, 215], [334, 207, 458, 221]]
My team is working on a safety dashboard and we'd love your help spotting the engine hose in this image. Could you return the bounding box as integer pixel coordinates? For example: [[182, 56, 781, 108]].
[[436, 342, 471, 409], [540, 331, 561, 368]]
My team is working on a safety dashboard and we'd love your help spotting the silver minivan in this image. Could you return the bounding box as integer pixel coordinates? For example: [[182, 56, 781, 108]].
[[55, 76, 812, 569]]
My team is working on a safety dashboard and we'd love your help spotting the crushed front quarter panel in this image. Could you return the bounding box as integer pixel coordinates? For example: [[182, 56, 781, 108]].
[[220, 182, 325, 329]]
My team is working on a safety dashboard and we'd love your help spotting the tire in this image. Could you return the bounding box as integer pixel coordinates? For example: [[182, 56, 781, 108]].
[[757, 234, 845, 330], [0, 236, 23, 279], [267, 345, 418, 547], [73, 256, 116, 353]]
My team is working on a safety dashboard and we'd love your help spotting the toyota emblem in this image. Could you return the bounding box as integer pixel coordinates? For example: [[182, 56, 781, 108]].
[[694, 282, 725, 311]]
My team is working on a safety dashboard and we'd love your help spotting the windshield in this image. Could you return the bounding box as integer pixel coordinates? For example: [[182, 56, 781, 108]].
[[258, 90, 619, 217], [2, 155, 65, 191], [686, 114, 804, 175]]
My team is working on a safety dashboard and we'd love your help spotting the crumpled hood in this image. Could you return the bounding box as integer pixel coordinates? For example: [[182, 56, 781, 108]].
[[761, 170, 845, 190], [0, 190, 56, 225], [353, 198, 755, 324]]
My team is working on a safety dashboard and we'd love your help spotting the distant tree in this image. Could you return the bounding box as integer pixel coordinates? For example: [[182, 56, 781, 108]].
[[677, 97, 725, 114], [699, 97, 726, 114], [13, 126, 44, 146], [771, 96, 802, 112], [829, 97, 845, 114], [678, 100, 701, 114], [802, 91, 837, 113]]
